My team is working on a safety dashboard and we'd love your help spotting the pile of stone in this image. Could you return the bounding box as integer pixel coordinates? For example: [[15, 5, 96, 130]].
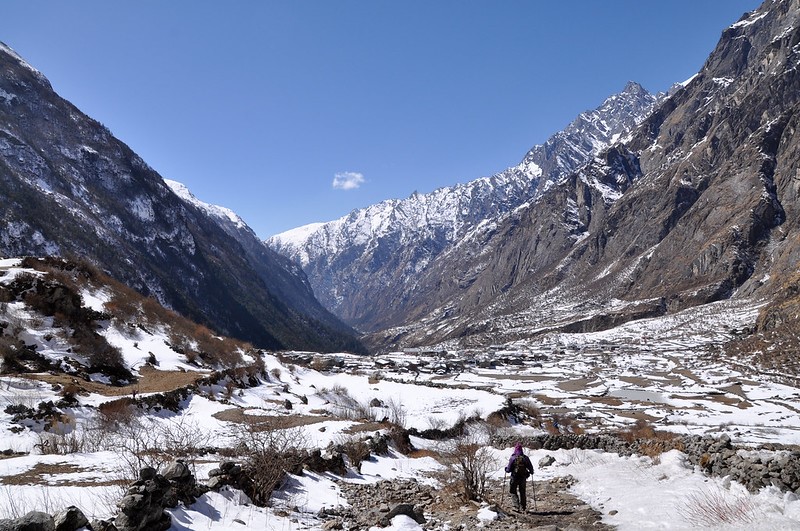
[[0, 506, 88, 531], [0, 460, 205, 531], [320, 479, 432, 529]]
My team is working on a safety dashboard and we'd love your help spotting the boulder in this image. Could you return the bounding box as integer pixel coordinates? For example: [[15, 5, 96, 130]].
[[0, 511, 54, 531], [53, 506, 88, 531], [538, 455, 556, 468]]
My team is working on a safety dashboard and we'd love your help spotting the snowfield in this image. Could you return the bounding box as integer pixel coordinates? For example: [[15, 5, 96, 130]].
[[0, 259, 797, 529]]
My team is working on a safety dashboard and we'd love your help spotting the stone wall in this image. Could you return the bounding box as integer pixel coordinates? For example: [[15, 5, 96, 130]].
[[491, 433, 800, 494]]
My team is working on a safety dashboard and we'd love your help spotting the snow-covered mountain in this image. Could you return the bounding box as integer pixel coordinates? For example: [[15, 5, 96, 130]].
[[0, 42, 364, 354], [269, 82, 661, 331], [365, 0, 800, 351]]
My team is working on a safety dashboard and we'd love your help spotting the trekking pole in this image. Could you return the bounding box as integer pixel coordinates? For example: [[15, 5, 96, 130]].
[[503, 471, 508, 507], [531, 473, 537, 512]]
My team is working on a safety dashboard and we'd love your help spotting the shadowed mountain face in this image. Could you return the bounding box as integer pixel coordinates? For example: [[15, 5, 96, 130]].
[[0, 43, 365, 354], [363, 0, 800, 350]]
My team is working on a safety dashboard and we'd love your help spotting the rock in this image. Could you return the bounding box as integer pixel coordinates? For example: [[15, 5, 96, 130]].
[[139, 467, 157, 481], [0, 511, 54, 531], [161, 460, 191, 480], [90, 520, 118, 531], [53, 506, 88, 531], [538, 455, 556, 468], [219, 461, 237, 473], [381, 504, 426, 526], [207, 476, 226, 490]]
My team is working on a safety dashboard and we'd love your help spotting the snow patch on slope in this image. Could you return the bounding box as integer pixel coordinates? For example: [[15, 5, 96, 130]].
[[164, 179, 247, 230]]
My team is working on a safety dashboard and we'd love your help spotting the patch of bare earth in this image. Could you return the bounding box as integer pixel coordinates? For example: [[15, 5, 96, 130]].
[[211, 408, 335, 428], [0, 462, 124, 487], [26, 365, 205, 397]]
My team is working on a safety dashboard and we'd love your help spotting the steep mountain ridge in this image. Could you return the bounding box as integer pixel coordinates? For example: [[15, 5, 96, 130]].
[[366, 0, 800, 350], [269, 82, 661, 331], [0, 42, 364, 354]]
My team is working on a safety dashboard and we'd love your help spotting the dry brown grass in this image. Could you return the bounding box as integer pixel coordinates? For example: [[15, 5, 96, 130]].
[[617, 419, 684, 460], [212, 408, 334, 429], [26, 365, 205, 397], [408, 448, 438, 459], [343, 421, 392, 434], [0, 462, 124, 487]]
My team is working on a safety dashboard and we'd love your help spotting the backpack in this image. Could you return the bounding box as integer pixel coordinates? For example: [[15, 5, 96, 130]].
[[512, 454, 529, 478]]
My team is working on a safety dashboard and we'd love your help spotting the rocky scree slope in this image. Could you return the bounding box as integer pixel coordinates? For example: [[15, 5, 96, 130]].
[[0, 43, 364, 354], [269, 82, 660, 332], [367, 0, 800, 350]]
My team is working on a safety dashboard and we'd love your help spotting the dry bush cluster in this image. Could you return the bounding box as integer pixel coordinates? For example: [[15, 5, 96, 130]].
[[436, 432, 498, 501], [34, 399, 213, 486], [336, 434, 372, 473], [317, 384, 406, 427], [677, 486, 758, 527], [167, 323, 247, 369], [617, 419, 684, 462], [0, 336, 27, 374], [233, 417, 308, 505]]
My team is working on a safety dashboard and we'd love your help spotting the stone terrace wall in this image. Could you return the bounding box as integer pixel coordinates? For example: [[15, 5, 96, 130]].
[[491, 433, 800, 494]]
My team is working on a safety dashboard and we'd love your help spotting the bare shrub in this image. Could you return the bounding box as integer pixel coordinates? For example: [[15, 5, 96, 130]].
[[97, 398, 138, 430], [677, 486, 758, 527], [427, 416, 448, 431], [35, 423, 88, 455], [92, 412, 212, 482], [639, 441, 667, 465], [618, 419, 684, 460], [72, 324, 126, 376], [438, 433, 498, 501], [385, 396, 406, 427], [319, 385, 374, 421], [234, 417, 308, 506], [336, 434, 371, 473], [0, 336, 24, 373]]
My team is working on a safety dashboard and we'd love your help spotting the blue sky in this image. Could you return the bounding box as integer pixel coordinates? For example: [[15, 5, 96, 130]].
[[2, 1, 761, 238]]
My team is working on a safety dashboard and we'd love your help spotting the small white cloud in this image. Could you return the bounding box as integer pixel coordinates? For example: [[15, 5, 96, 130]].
[[332, 171, 365, 191]]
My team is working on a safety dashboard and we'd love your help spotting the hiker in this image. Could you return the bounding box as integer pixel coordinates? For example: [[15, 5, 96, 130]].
[[505, 442, 534, 511]]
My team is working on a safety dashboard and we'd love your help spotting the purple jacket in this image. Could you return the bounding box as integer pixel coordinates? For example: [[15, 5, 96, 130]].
[[505, 449, 533, 476]]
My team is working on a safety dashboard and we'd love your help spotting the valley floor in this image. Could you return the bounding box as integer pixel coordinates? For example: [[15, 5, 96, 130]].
[[0, 263, 797, 529]]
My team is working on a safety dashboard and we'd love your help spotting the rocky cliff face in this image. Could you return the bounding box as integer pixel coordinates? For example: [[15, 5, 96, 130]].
[[0, 43, 364, 354], [269, 82, 660, 332], [366, 0, 800, 350]]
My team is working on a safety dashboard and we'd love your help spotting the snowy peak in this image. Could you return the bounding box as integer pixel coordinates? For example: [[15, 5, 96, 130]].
[[268, 82, 660, 330], [165, 179, 249, 232], [515, 81, 660, 189]]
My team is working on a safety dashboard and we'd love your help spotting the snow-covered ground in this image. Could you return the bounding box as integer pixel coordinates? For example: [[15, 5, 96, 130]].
[[0, 259, 798, 529]]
